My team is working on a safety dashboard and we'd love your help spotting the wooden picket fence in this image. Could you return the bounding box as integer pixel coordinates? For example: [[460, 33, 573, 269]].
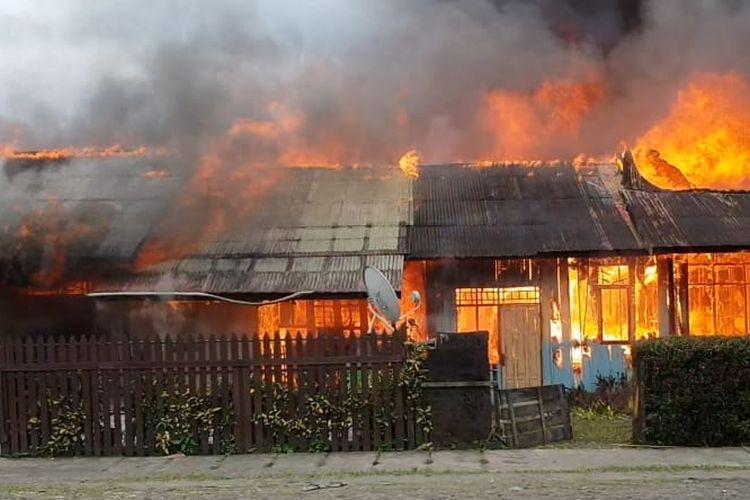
[[0, 331, 425, 457]]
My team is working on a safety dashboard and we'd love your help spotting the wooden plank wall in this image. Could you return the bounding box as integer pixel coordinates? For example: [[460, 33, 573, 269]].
[[0, 332, 419, 457]]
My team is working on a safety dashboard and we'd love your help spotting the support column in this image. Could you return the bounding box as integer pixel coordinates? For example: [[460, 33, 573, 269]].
[[558, 259, 572, 343], [677, 261, 690, 336], [657, 256, 676, 337], [539, 259, 556, 343], [628, 257, 636, 343]]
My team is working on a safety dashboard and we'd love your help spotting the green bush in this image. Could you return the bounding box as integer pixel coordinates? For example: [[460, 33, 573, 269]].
[[635, 336, 750, 446]]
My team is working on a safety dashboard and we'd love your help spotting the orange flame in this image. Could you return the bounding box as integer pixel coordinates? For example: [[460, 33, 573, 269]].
[[399, 149, 420, 178], [0, 144, 168, 161], [634, 72, 750, 190], [482, 76, 605, 159], [4, 197, 105, 287]]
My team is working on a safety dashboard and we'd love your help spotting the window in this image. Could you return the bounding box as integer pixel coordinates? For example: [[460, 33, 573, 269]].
[[279, 300, 308, 337], [313, 300, 336, 330], [598, 265, 630, 342], [601, 287, 628, 342], [568, 260, 634, 344], [687, 254, 750, 336], [270, 299, 370, 337]]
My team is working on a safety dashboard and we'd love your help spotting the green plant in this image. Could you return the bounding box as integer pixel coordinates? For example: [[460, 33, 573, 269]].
[[402, 340, 433, 436], [252, 381, 366, 452], [144, 386, 231, 455], [635, 335, 750, 446], [28, 395, 84, 457]]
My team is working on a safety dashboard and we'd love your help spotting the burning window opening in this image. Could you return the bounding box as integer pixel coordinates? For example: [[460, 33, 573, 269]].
[[455, 286, 541, 365], [565, 257, 659, 376], [258, 299, 389, 340], [681, 252, 750, 336]]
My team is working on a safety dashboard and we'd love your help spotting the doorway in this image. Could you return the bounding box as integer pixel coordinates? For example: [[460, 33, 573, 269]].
[[455, 287, 541, 388]]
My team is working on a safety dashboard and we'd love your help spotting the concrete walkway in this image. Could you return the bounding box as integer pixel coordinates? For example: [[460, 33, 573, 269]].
[[2, 448, 750, 499], [1, 447, 750, 480]]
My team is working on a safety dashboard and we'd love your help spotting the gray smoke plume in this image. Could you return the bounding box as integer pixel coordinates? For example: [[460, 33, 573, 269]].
[[1, 0, 749, 165]]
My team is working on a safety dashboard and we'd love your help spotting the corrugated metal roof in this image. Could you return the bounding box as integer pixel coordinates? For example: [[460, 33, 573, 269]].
[[96, 254, 404, 294], [11, 156, 750, 294], [0, 157, 183, 261], [408, 163, 643, 258], [622, 189, 750, 250], [91, 165, 410, 293]]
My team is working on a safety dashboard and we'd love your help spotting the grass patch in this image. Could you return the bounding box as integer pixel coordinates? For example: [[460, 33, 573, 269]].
[[552, 409, 632, 448]]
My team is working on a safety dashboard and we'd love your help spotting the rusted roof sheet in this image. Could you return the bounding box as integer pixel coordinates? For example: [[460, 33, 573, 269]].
[[408, 163, 643, 258]]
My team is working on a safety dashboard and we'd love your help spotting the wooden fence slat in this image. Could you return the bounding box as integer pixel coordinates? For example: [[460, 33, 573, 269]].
[[67, 338, 83, 457], [156, 336, 168, 456], [394, 370, 405, 451], [79, 336, 93, 456], [239, 336, 252, 454], [261, 334, 272, 448], [208, 337, 221, 455], [133, 338, 145, 456], [112, 340, 124, 456], [39, 338, 52, 453], [141, 337, 155, 455], [14, 339, 28, 455], [101, 339, 113, 456], [90, 339, 102, 456], [361, 336, 372, 451], [220, 336, 232, 454], [289, 332, 305, 452], [0, 344, 7, 455], [230, 334, 243, 453], [251, 336, 263, 452], [197, 335, 209, 455], [6, 339, 19, 455], [24, 338, 39, 453]]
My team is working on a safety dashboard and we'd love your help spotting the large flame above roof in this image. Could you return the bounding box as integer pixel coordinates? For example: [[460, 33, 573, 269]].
[[634, 72, 750, 190]]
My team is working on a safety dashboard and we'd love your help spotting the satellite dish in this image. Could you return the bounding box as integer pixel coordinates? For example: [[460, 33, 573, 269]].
[[363, 265, 401, 331]]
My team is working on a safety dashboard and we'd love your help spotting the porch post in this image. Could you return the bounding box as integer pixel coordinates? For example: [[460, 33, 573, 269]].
[[557, 259, 572, 343], [539, 259, 555, 342], [677, 261, 690, 336], [657, 256, 676, 337], [627, 257, 636, 343]]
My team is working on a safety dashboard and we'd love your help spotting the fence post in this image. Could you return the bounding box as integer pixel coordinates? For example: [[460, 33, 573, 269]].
[[632, 350, 645, 444]]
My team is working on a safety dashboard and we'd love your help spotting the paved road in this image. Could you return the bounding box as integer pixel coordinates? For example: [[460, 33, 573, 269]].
[[2, 448, 750, 499]]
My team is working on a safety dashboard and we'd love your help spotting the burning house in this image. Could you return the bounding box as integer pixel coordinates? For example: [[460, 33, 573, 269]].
[[4, 0, 750, 392], [3, 149, 750, 390]]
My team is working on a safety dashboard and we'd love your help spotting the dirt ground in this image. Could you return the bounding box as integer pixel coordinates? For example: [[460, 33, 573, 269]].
[[2, 468, 749, 499]]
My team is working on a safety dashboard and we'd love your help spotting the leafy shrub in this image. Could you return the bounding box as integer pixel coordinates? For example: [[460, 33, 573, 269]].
[[635, 336, 750, 446]]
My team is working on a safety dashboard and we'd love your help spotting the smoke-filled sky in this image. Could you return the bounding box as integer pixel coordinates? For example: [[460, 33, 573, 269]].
[[1, 0, 750, 164]]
